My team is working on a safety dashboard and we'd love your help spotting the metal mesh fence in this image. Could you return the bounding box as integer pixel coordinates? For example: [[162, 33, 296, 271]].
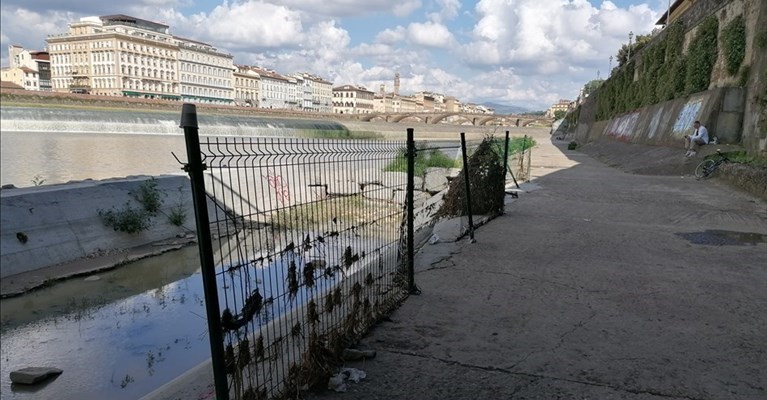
[[181, 100, 530, 400], [184, 116, 410, 399]]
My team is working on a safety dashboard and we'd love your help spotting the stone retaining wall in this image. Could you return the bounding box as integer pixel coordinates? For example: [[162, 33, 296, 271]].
[[574, 87, 745, 149]]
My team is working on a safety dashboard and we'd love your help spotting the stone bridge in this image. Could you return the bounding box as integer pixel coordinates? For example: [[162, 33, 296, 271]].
[[352, 112, 548, 127]]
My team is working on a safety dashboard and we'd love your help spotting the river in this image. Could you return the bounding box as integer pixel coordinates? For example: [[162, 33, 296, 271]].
[[0, 104, 464, 399], [0, 105, 349, 188]]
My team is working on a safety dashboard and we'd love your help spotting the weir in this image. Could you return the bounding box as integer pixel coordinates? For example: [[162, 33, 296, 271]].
[[0, 106, 348, 137]]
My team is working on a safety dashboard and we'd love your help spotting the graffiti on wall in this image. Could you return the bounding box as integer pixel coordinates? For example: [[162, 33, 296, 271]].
[[262, 169, 291, 205], [672, 98, 703, 135], [605, 112, 640, 141]]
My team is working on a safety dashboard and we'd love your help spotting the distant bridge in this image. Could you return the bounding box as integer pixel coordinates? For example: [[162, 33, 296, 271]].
[[349, 112, 549, 127]]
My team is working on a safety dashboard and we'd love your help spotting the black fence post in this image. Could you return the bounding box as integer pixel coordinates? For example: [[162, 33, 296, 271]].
[[406, 128, 418, 294], [180, 103, 229, 400], [460, 132, 475, 243]]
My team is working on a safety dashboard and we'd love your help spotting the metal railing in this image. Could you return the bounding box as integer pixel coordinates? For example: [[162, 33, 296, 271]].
[[180, 102, 522, 399], [181, 104, 412, 399]]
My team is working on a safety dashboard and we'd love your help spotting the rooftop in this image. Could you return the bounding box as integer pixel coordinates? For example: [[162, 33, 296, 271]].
[[100, 14, 169, 34], [656, 0, 684, 25]]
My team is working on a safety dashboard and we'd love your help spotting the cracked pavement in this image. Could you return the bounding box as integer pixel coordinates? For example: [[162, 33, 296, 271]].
[[309, 131, 767, 400]]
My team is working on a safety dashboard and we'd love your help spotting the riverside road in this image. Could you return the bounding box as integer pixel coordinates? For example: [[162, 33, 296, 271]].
[[311, 131, 767, 399]]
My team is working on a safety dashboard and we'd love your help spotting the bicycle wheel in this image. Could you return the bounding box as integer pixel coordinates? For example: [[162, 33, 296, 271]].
[[695, 159, 717, 179]]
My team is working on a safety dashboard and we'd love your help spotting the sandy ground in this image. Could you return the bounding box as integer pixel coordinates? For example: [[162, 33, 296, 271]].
[[308, 130, 767, 399]]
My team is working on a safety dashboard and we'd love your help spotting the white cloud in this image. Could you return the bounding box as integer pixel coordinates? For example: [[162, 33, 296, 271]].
[[407, 21, 454, 48], [464, 0, 659, 71], [375, 26, 407, 44], [261, 0, 422, 17], [428, 0, 461, 23], [187, 2, 305, 48]]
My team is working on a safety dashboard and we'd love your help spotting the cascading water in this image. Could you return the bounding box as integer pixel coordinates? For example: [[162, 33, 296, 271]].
[[0, 106, 348, 137], [0, 106, 352, 186]]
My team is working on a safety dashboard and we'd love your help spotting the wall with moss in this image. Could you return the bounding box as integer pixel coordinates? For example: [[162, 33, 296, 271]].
[[577, 0, 765, 152]]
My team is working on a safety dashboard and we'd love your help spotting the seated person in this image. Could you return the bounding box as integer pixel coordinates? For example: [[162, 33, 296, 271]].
[[684, 121, 709, 157]]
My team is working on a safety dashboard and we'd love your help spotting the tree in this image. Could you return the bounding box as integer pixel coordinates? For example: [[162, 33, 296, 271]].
[[583, 79, 604, 96], [553, 110, 567, 120], [616, 33, 653, 66]]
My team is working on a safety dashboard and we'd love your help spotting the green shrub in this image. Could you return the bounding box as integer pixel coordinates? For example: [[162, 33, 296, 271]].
[[168, 204, 187, 226], [99, 202, 152, 234], [721, 15, 746, 76], [568, 141, 578, 150], [385, 146, 459, 176], [99, 178, 165, 234], [134, 178, 163, 214]]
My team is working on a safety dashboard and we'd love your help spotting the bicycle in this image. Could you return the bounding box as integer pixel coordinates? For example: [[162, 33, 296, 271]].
[[694, 149, 731, 179]]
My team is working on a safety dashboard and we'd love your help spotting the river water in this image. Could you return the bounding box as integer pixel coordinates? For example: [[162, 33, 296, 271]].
[[0, 105, 349, 187], [0, 246, 208, 400], [0, 105, 459, 399], [0, 130, 189, 187]]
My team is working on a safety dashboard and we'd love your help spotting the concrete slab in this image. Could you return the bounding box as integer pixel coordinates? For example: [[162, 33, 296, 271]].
[[307, 127, 767, 400]]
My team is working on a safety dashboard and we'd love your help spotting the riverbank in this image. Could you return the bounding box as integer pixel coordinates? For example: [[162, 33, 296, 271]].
[[0, 89, 541, 141], [0, 175, 205, 286]]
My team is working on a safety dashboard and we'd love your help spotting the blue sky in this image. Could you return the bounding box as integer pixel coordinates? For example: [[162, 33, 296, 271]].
[[0, 0, 670, 110]]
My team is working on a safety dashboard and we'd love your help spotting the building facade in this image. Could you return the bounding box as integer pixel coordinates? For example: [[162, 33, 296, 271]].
[[176, 36, 234, 104], [234, 66, 260, 107], [292, 74, 313, 111], [546, 99, 572, 118], [248, 66, 295, 110], [296, 73, 332, 113], [47, 15, 180, 98], [0, 67, 39, 90], [7, 46, 52, 91], [332, 85, 375, 114]]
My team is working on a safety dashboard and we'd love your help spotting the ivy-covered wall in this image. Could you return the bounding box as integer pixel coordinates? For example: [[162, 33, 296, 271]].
[[572, 0, 766, 152], [594, 17, 724, 121]]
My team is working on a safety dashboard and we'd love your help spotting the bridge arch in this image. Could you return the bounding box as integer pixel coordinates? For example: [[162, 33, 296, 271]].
[[430, 112, 461, 124], [396, 114, 426, 124]]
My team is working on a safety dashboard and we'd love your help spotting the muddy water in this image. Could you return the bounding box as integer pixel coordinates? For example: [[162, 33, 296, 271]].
[[0, 246, 211, 400]]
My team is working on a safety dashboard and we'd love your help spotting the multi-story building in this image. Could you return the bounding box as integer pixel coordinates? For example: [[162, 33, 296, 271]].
[[444, 96, 461, 112], [234, 66, 260, 107], [295, 73, 332, 113], [292, 74, 313, 111], [176, 36, 234, 104], [0, 66, 39, 90], [47, 14, 180, 98], [7, 45, 52, 91], [546, 99, 572, 118], [332, 84, 375, 114], [294, 72, 333, 113], [373, 84, 402, 113], [247, 66, 295, 110], [399, 95, 419, 113], [414, 92, 435, 112]]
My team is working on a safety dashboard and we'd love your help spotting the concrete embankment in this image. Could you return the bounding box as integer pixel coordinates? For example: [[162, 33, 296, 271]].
[[0, 175, 206, 292], [570, 87, 746, 148]]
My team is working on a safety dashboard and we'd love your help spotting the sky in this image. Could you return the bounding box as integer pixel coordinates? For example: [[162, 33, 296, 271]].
[[0, 0, 669, 110]]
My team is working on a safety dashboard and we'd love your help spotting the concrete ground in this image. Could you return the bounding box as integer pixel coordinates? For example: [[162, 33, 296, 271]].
[[309, 131, 767, 399]]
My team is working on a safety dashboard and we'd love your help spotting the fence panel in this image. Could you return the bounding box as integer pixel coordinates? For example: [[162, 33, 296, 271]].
[[183, 105, 411, 399]]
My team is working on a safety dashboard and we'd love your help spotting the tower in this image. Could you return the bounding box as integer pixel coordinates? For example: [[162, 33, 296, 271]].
[[394, 72, 400, 96], [379, 83, 385, 96]]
